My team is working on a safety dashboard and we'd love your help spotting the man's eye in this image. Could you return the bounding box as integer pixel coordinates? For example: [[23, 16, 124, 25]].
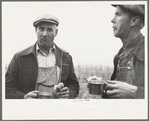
[[39, 27, 44, 31], [47, 28, 53, 32], [117, 13, 121, 16], [115, 12, 121, 16]]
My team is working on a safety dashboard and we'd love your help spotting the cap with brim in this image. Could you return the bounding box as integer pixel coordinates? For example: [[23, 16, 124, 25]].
[[33, 14, 59, 27], [112, 4, 144, 16]]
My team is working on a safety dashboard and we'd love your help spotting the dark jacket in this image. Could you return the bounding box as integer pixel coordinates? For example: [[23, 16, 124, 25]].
[[6, 43, 79, 99], [111, 34, 144, 99], [102, 34, 144, 99]]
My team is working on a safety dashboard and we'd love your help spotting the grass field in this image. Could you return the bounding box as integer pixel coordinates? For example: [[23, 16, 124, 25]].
[[5, 64, 113, 99]]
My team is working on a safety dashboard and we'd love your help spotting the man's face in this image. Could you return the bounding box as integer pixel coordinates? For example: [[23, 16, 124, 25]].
[[111, 6, 131, 39], [36, 22, 58, 48]]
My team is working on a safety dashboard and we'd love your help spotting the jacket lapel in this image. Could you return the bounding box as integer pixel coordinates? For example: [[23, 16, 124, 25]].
[[55, 45, 63, 82], [20, 42, 37, 58], [111, 47, 123, 80]]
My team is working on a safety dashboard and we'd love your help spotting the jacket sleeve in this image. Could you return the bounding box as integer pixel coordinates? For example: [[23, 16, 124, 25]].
[[66, 55, 79, 99], [136, 87, 144, 99], [6, 53, 26, 99], [133, 37, 144, 99], [134, 57, 144, 99]]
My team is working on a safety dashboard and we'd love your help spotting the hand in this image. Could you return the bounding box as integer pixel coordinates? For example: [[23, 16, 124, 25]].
[[24, 90, 39, 99], [57, 87, 70, 99], [103, 80, 137, 99]]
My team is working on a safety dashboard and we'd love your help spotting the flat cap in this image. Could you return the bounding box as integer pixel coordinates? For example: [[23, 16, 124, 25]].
[[112, 4, 145, 16], [33, 14, 59, 27]]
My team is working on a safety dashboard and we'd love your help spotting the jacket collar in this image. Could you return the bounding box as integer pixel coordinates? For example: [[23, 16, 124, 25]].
[[20, 42, 37, 57], [20, 42, 58, 56], [117, 33, 144, 61], [132, 34, 144, 61], [19, 41, 64, 65], [123, 33, 143, 57]]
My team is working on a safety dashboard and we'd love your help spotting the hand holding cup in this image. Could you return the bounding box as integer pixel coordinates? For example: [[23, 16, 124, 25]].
[[54, 83, 70, 99]]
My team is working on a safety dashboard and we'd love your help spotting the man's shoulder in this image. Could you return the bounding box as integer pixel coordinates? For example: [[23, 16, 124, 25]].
[[56, 46, 73, 61], [15, 44, 35, 57], [61, 48, 69, 54], [133, 35, 144, 61], [56, 45, 70, 55], [60, 48, 71, 57]]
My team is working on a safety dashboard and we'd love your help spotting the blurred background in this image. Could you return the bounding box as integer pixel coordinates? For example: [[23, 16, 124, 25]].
[[3, 1, 146, 99]]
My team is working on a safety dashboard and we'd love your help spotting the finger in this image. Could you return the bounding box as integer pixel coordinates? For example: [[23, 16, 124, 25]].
[[29, 90, 39, 95], [103, 81, 109, 85], [33, 90, 39, 98], [27, 93, 37, 97], [34, 91, 40, 98], [107, 94, 121, 98], [57, 88, 69, 98], [60, 87, 69, 92], [58, 94, 69, 98], [27, 92, 38, 98], [104, 84, 117, 91], [33, 90, 39, 93], [57, 90, 69, 96], [106, 80, 121, 84], [106, 89, 118, 96], [106, 80, 117, 84], [102, 89, 121, 99]]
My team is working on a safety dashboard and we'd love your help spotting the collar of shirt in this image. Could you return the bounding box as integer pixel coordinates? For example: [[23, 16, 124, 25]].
[[36, 43, 56, 56], [123, 33, 142, 57]]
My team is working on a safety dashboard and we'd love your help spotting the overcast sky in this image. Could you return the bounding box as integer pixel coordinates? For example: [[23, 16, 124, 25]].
[[3, 1, 146, 68]]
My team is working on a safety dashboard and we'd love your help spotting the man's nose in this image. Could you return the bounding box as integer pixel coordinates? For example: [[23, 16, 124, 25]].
[[111, 17, 115, 23], [42, 30, 48, 36]]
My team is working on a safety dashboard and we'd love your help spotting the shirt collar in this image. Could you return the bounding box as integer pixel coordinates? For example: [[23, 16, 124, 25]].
[[36, 42, 56, 56], [123, 33, 142, 57]]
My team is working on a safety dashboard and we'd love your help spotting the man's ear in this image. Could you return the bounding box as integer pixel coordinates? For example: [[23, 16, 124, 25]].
[[55, 29, 58, 37], [130, 16, 140, 27]]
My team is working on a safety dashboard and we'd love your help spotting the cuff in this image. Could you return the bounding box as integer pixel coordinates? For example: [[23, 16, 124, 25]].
[[135, 86, 144, 99]]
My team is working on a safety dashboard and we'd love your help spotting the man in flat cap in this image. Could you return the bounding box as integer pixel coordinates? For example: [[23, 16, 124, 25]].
[[6, 14, 79, 99], [102, 5, 145, 99]]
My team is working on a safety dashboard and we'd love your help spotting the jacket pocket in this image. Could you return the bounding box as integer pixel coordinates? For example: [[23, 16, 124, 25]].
[[62, 63, 69, 66]]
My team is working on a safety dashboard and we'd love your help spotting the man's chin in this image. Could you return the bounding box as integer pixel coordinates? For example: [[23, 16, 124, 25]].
[[113, 32, 119, 38], [39, 42, 53, 48]]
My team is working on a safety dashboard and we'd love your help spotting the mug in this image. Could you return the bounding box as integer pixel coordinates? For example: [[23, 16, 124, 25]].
[[88, 81, 104, 95], [38, 92, 53, 99]]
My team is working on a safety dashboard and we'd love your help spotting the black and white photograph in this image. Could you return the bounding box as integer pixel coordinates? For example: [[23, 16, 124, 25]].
[[2, 1, 148, 120]]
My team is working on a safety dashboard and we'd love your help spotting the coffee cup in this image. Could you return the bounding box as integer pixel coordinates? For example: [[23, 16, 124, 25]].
[[88, 80, 104, 95], [38, 92, 53, 99]]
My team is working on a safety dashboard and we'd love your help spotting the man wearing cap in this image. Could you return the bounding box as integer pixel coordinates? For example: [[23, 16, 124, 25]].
[[6, 14, 79, 99], [102, 5, 145, 99]]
